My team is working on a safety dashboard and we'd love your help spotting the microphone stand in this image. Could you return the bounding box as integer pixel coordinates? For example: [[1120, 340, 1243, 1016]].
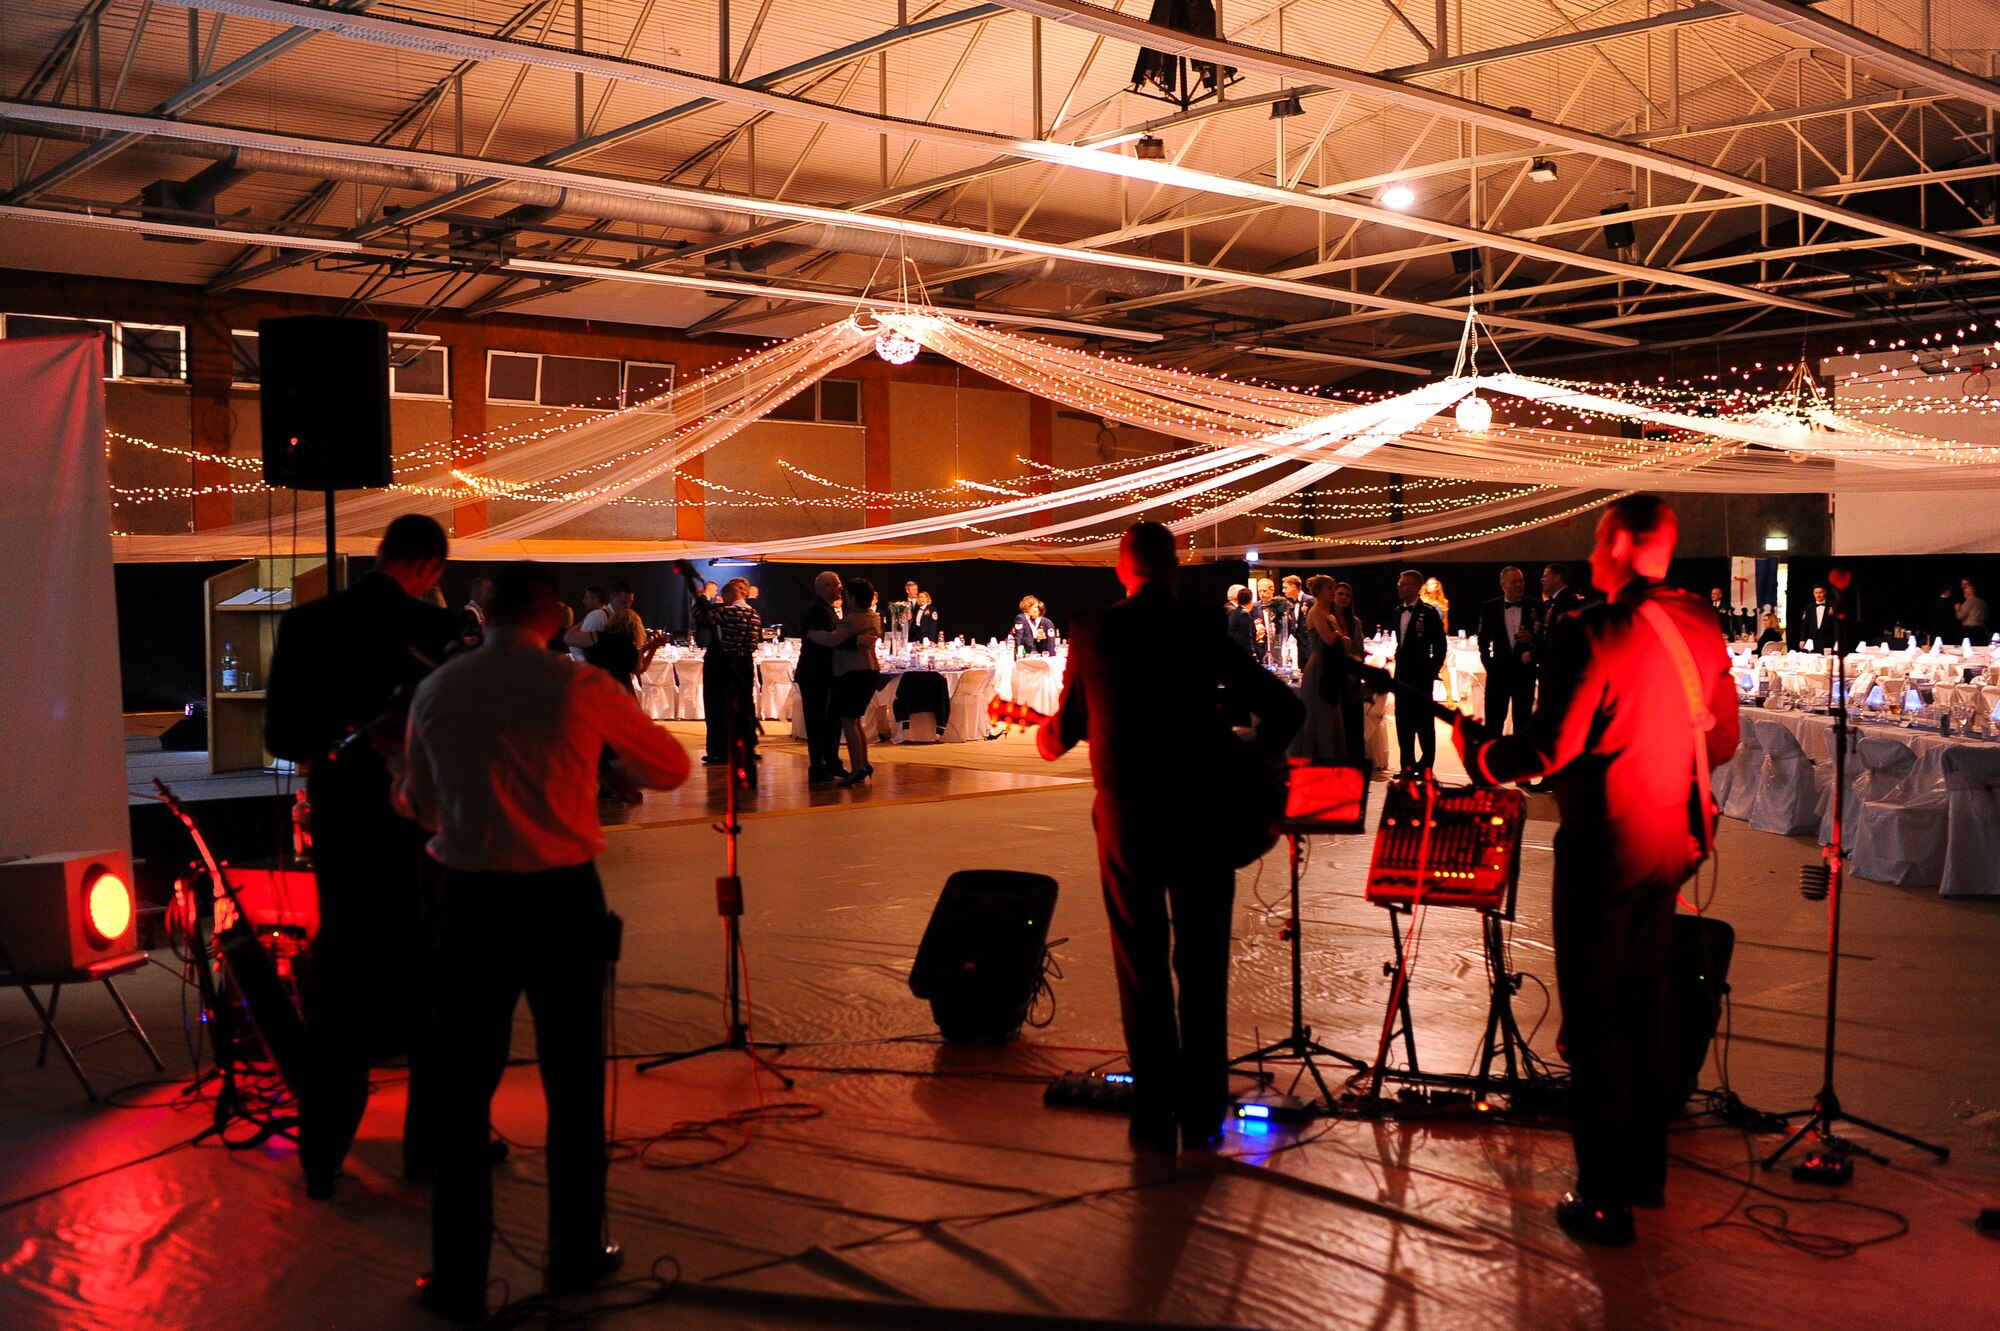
[[1762, 580, 1948, 1174], [639, 571, 790, 1087]]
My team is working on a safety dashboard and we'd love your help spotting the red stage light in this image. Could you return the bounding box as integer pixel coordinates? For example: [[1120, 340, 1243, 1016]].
[[83, 868, 133, 948]]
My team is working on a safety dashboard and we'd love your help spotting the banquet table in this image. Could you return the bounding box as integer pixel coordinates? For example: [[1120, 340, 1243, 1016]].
[[1723, 707, 2000, 895]]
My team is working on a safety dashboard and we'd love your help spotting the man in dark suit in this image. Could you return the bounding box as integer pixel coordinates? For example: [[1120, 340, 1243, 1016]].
[[1794, 583, 1835, 650], [1283, 575, 1314, 663], [1477, 565, 1541, 737], [796, 571, 845, 783], [1040, 524, 1302, 1155], [1390, 568, 1448, 773], [1457, 496, 1738, 1246], [265, 514, 461, 1198], [1226, 586, 1260, 659]]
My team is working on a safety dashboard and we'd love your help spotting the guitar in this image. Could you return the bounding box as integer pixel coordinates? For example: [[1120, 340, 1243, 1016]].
[[986, 695, 1291, 869], [154, 780, 309, 1092]]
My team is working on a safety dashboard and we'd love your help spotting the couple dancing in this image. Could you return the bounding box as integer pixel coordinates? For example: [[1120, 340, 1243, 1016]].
[[798, 571, 886, 787]]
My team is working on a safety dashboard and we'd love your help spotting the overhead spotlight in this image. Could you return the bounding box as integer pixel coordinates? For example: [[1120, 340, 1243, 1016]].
[[1134, 135, 1167, 161], [1270, 93, 1305, 119], [1380, 182, 1416, 210], [1528, 157, 1558, 183]]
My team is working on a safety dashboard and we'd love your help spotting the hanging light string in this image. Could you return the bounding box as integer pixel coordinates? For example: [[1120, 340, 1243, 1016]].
[[108, 310, 2000, 562]]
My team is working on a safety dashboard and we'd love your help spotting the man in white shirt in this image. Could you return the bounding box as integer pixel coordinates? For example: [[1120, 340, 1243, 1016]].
[[397, 562, 689, 1323], [565, 584, 609, 661]]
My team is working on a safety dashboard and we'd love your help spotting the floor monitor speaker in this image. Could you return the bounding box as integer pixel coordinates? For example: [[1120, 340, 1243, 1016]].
[[1669, 912, 1734, 1108], [258, 316, 393, 490], [910, 870, 1058, 1043]]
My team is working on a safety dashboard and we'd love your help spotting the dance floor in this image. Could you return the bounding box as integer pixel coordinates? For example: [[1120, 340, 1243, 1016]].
[[6, 725, 2000, 1330]]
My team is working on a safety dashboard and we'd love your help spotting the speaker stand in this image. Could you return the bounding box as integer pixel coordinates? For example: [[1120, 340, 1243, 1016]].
[[324, 488, 340, 592]]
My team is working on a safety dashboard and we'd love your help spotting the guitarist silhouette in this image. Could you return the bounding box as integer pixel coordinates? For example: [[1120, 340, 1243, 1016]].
[[1031, 523, 1302, 1155]]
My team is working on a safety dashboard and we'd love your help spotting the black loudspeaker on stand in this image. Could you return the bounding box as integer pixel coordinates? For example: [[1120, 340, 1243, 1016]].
[[259, 315, 395, 593], [1762, 572, 1949, 1177]]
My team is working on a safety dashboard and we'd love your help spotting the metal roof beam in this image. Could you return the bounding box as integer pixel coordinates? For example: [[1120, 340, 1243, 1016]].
[[140, 0, 1839, 317], [1713, 0, 2000, 115], [0, 100, 1630, 344], [4, 0, 380, 204], [990, 0, 2000, 268]]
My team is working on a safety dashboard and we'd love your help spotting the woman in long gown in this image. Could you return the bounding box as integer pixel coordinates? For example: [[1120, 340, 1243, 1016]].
[[1293, 575, 1348, 761], [1420, 575, 1457, 704]]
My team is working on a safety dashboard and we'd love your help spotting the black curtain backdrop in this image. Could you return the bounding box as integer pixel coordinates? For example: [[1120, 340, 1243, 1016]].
[[115, 551, 2000, 712]]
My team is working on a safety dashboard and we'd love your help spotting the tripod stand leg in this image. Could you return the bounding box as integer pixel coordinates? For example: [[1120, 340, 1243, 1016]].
[[1761, 1109, 1824, 1170], [1836, 1111, 1951, 1161]]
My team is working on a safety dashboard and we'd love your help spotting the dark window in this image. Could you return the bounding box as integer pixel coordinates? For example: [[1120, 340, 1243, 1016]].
[[118, 324, 186, 380], [819, 377, 862, 424], [767, 389, 817, 422], [487, 351, 539, 403], [231, 331, 260, 385], [539, 354, 620, 408], [392, 345, 448, 397], [6, 315, 114, 375], [624, 360, 675, 407]]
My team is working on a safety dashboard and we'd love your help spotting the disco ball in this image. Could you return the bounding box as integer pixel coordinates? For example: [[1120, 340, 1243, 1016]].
[[875, 330, 920, 365], [1454, 394, 1493, 433]]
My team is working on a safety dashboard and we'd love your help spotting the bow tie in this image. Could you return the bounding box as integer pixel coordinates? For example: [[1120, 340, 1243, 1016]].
[[1505, 601, 1522, 609]]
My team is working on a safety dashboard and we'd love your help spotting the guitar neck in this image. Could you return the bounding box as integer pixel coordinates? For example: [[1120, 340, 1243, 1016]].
[[1350, 660, 1462, 725]]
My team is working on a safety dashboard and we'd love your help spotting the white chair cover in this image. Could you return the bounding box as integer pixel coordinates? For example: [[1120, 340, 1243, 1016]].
[[1939, 746, 2000, 897], [941, 667, 996, 743], [1748, 723, 1821, 836], [1714, 719, 1765, 822], [788, 686, 807, 740], [1011, 657, 1060, 717], [638, 659, 677, 721], [1364, 690, 1396, 774], [672, 658, 706, 720], [756, 657, 795, 721], [1849, 754, 1949, 888], [1814, 733, 1913, 846]]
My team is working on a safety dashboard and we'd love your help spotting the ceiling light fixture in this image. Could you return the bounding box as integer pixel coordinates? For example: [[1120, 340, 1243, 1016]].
[[1270, 93, 1305, 119], [1380, 183, 1416, 210], [1529, 158, 1558, 182], [1454, 394, 1493, 433], [1134, 135, 1167, 161], [875, 329, 920, 365]]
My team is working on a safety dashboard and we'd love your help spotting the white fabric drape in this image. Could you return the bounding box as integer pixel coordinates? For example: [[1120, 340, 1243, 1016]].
[[106, 311, 2000, 563]]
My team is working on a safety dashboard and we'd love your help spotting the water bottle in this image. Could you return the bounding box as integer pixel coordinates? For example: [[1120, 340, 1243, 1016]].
[[220, 641, 240, 691]]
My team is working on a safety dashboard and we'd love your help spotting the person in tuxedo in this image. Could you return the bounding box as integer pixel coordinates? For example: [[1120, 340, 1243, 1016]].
[[1227, 586, 1260, 660], [1706, 587, 1745, 639], [691, 580, 721, 649], [1477, 565, 1541, 737], [1283, 574, 1315, 664], [1256, 580, 1293, 664], [264, 514, 460, 1199], [797, 571, 846, 783], [1011, 596, 1056, 653], [910, 589, 942, 642], [1456, 495, 1737, 1246], [1390, 569, 1448, 773], [1794, 584, 1835, 650], [1037, 523, 1302, 1155]]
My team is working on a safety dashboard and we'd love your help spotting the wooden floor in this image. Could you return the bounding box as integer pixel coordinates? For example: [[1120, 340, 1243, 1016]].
[[602, 724, 1090, 830]]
